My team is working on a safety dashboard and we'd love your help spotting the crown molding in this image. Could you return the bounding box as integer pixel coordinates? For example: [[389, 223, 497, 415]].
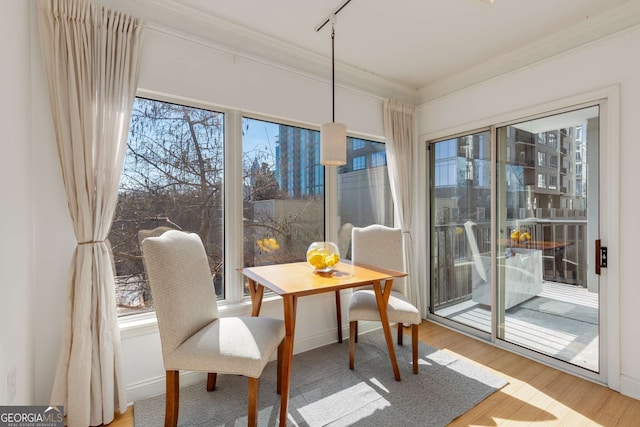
[[123, 0, 640, 107], [416, 0, 640, 104], [129, 0, 417, 104]]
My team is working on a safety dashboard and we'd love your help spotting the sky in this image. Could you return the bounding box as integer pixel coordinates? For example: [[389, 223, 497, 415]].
[[242, 117, 279, 164]]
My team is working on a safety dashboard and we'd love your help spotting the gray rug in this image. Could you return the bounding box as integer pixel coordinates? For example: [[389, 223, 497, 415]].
[[134, 329, 507, 426]]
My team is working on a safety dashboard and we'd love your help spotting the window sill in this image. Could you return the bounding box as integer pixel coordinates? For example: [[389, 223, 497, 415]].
[[118, 294, 283, 339]]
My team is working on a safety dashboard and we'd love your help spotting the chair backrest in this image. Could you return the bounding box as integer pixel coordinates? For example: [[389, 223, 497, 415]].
[[351, 224, 406, 294], [138, 226, 174, 247], [141, 230, 219, 359], [464, 220, 488, 282]]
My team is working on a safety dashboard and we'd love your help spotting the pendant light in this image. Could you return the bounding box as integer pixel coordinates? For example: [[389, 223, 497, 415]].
[[320, 15, 347, 166]]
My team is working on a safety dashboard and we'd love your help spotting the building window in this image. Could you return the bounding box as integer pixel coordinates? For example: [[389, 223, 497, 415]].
[[435, 159, 457, 187], [548, 132, 557, 148], [242, 117, 324, 276], [538, 151, 547, 167], [352, 139, 365, 150], [109, 97, 225, 316], [435, 138, 457, 159], [538, 173, 546, 189], [371, 151, 386, 167], [352, 156, 366, 171]]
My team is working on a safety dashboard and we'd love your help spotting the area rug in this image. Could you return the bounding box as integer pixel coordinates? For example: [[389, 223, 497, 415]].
[[134, 329, 507, 426]]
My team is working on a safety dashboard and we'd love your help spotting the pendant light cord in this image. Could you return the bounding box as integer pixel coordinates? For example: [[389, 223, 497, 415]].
[[331, 24, 336, 123]]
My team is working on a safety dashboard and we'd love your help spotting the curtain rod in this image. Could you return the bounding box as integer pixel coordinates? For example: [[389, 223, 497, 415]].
[[314, 0, 353, 32]]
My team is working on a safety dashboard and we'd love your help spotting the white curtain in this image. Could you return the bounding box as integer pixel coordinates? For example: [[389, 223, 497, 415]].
[[37, 1, 144, 425], [383, 99, 421, 314], [366, 167, 390, 225]]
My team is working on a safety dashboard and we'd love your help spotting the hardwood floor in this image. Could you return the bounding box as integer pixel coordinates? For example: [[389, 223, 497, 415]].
[[106, 320, 640, 426]]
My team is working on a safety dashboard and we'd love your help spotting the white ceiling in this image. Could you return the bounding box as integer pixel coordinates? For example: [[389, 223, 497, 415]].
[[131, 0, 640, 101]]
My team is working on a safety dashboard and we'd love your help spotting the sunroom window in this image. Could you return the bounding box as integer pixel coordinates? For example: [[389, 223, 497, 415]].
[[111, 98, 394, 317], [109, 97, 225, 316]]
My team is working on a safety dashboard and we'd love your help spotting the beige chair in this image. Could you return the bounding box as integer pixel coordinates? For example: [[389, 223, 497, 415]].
[[141, 230, 285, 427], [138, 226, 174, 308], [348, 224, 421, 374], [138, 226, 175, 246]]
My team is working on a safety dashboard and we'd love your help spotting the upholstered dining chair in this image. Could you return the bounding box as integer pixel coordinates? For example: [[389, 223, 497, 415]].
[[348, 224, 421, 374], [138, 226, 174, 308], [141, 230, 285, 427], [138, 225, 175, 246]]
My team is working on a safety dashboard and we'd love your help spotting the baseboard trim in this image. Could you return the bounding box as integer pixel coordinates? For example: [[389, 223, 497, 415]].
[[620, 374, 640, 400], [126, 371, 206, 404]]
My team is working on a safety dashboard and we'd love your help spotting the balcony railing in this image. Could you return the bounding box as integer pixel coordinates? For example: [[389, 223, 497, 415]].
[[432, 217, 587, 310]]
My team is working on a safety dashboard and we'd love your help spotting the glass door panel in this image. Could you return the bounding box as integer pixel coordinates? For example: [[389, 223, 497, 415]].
[[430, 130, 492, 333], [496, 106, 599, 372]]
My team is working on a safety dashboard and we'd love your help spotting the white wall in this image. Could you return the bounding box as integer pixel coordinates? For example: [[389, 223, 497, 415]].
[[417, 26, 640, 399], [0, 0, 35, 406], [26, 2, 388, 405]]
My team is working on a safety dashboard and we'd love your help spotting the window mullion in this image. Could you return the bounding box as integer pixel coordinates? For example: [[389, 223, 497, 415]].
[[225, 109, 244, 303]]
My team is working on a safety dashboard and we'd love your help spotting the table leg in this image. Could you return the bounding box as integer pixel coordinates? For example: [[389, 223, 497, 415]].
[[335, 290, 343, 343], [279, 294, 297, 427], [247, 278, 264, 316], [373, 279, 401, 381]]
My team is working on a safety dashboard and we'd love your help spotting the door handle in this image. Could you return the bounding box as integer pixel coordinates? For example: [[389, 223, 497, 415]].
[[595, 239, 608, 275], [595, 239, 601, 275]]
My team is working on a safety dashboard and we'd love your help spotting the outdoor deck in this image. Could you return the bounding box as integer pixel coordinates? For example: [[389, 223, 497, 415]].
[[434, 281, 599, 371]]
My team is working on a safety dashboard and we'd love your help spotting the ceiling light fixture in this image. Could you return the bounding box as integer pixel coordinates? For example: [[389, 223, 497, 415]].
[[317, 0, 352, 167], [319, 15, 346, 166]]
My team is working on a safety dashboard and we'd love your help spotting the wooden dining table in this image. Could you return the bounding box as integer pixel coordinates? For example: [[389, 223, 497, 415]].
[[239, 260, 408, 427]]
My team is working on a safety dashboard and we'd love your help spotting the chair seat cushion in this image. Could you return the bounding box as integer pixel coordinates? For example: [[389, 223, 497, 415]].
[[165, 316, 285, 378], [349, 290, 421, 325]]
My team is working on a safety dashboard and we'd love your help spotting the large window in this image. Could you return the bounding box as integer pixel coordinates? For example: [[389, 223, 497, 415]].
[[241, 117, 324, 276], [109, 97, 225, 316], [110, 98, 393, 316]]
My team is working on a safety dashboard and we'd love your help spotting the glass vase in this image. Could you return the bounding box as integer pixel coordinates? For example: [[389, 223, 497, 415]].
[[306, 241, 340, 273]]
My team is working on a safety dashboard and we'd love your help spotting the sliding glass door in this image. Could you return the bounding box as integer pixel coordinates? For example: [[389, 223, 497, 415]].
[[430, 105, 601, 374], [430, 130, 492, 334], [495, 106, 599, 372]]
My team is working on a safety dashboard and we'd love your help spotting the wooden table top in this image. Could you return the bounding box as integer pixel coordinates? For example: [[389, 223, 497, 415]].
[[239, 260, 407, 297]]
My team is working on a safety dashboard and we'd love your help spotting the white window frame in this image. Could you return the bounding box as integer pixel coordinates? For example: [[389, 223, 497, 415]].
[[119, 92, 390, 331]]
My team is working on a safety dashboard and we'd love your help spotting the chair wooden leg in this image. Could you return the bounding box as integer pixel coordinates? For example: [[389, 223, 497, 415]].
[[165, 370, 179, 427], [206, 372, 217, 391], [276, 340, 284, 395], [247, 377, 259, 427], [354, 321, 358, 343], [412, 324, 419, 374], [349, 321, 357, 370], [397, 323, 404, 346], [335, 290, 343, 343]]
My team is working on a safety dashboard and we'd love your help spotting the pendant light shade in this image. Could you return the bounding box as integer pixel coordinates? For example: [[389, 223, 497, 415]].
[[320, 17, 347, 166], [321, 122, 347, 166]]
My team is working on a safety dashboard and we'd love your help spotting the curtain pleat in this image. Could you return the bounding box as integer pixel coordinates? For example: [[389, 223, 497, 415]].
[[37, 0, 144, 425], [383, 99, 421, 315]]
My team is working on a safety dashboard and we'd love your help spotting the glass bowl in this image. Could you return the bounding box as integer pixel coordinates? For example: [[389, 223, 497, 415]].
[[306, 241, 340, 273]]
